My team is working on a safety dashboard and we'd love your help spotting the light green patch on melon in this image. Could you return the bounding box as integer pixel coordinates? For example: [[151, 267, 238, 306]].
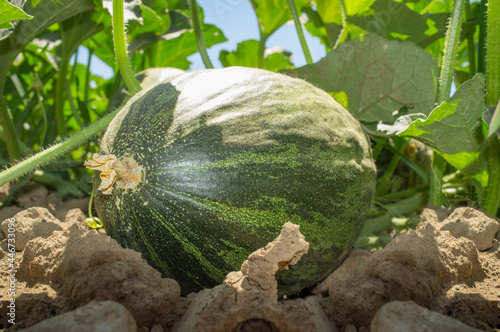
[[219, 239, 252, 268], [135, 189, 226, 281], [127, 194, 175, 276], [298, 211, 359, 252], [208, 143, 302, 169], [205, 198, 303, 237], [255, 196, 299, 211]]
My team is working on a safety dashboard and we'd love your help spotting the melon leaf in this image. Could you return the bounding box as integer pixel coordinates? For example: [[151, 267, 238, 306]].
[[282, 33, 438, 125], [393, 74, 488, 187], [128, 9, 227, 70], [219, 40, 294, 72], [347, 0, 449, 48], [0, 0, 32, 30], [483, 102, 500, 139]]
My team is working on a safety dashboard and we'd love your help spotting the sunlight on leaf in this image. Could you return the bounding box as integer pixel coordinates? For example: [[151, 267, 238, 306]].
[[250, 0, 309, 38], [0, 0, 33, 29], [347, 0, 449, 48], [219, 40, 293, 72], [397, 74, 488, 186]]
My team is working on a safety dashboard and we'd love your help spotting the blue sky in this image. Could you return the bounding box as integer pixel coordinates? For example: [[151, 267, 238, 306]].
[[189, 0, 326, 70], [73, 1, 326, 79]]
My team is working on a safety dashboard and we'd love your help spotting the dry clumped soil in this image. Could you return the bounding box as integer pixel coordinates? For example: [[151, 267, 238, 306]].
[[0, 183, 499, 332]]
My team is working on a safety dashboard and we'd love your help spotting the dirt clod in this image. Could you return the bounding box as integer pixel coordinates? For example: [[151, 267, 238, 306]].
[[18, 301, 137, 332], [371, 300, 482, 332], [17, 228, 180, 327], [1, 207, 81, 251]]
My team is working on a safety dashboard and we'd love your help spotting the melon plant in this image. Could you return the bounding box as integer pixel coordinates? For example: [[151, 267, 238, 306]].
[[88, 66, 376, 296]]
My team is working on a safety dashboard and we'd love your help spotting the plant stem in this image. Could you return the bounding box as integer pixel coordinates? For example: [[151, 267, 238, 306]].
[[483, 137, 500, 215], [257, 34, 268, 69], [287, 0, 313, 64], [477, 0, 487, 74], [486, 0, 500, 105], [483, 0, 500, 216], [189, 0, 213, 69], [429, 153, 446, 207], [55, 58, 69, 137], [376, 138, 407, 196], [464, 0, 476, 77], [0, 91, 22, 162], [437, 0, 465, 103], [112, 0, 141, 95], [430, 0, 465, 207], [0, 108, 120, 186]]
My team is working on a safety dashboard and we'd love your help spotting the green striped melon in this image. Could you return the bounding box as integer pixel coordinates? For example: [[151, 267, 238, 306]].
[[92, 67, 376, 296]]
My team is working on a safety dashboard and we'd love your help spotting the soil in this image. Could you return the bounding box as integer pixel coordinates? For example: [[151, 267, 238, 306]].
[[0, 183, 499, 332]]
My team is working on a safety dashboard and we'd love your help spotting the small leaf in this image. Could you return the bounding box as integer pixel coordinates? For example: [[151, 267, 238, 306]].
[[484, 101, 500, 139], [0, 0, 33, 29], [250, 0, 309, 39], [127, 3, 171, 39], [282, 33, 438, 124], [398, 74, 488, 186], [377, 113, 427, 135], [220, 40, 259, 68], [302, 6, 330, 51], [219, 40, 294, 72]]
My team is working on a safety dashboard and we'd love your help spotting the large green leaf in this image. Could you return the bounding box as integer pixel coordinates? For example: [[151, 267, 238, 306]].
[[347, 0, 449, 48], [0, 0, 33, 29], [282, 33, 438, 124], [5, 0, 94, 49], [129, 8, 226, 70], [219, 40, 293, 72], [151, 22, 226, 69], [397, 74, 488, 186]]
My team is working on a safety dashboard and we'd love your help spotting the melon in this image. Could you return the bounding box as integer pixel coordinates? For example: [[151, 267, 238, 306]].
[[90, 67, 376, 296]]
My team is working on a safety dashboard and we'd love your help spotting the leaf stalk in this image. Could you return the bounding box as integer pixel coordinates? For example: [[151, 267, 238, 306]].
[[287, 0, 313, 64], [112, 0, 142, 95], [0, 108, 120, 186], [189, 0, 213, 69], [430, 0, 465, 207]]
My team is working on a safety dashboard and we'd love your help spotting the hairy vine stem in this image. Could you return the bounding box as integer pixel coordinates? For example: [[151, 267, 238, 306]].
[[0, 108, 120, 186], [430, 0, 465, 208], [112, 0, 142, 94], [437, 0, 465, 104], [55, 56, 69, 137]]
